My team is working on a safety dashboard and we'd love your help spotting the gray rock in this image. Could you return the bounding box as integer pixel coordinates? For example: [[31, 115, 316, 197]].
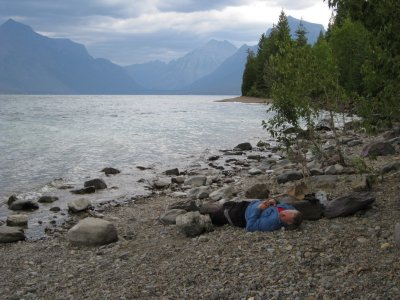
[[234, 142, 252, 151], [245, 184, 270, 199], [38, 196, 59, 203], [9, 199, 39, 211], [67, 217, 118, 246], [310, 175, 338, 189], [324, 164, 344, 175], [381, 161, 400, 174], [176, 211, 213, 238], [324, 192, 375, 218], [208, 155, 220, 161], [209, 186, 234, 201], [248, 168, 262, 175], [101, 167, 120, 175], [0, 226, 25, 243], [277, 171, 303, 184], [68, 198, 91, 213], [394, 223, 400, 249], [50, 206, 61, 212], [188, 186, 210, 199], [347, 139, 363, 147], [84, 178, 107, 190], [310, 168, 324, 176], [70, 186, 96, 194], [170, 192, 187, 198], [361, 141, 395, 157], [168, 199, 199, 211], [184, 176, 207, 187], [7, 195, 18, 205], [153, 178, 171, 189], [6, 214, 29, 227], [160, 209, 187, 225], [165, 168, 179, 176], [172, 176, 185, 184]]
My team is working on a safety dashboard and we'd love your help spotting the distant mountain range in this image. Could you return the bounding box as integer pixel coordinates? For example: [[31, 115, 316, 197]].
[[0, 17, 324, 95]]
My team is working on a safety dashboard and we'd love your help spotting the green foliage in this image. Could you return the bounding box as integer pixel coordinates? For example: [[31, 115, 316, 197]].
[[241, 50, 257, 95]]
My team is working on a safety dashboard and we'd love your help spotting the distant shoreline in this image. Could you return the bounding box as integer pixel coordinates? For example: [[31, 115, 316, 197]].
[[216, 96, 273, 104]]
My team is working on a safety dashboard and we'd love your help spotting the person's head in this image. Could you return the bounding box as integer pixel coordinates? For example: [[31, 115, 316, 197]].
[[279, 209, 303, 230]]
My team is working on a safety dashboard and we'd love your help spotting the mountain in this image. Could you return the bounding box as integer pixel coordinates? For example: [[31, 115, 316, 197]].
[[181, 16, 325, 95], [0, 19, 143, 94], [183, 44, 257, 95], [266, 16, 325, 44], [125, 39, 238, 91]]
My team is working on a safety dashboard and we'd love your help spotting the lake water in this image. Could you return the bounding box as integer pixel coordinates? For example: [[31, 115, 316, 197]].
[[0, 95, 272, 202]]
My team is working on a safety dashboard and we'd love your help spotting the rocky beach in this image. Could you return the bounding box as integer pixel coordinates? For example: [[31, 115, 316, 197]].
[[1, 112, 400, 299]]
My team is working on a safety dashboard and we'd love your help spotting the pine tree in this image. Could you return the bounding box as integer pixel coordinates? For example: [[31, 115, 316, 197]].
[[295, 19, 308, 47]]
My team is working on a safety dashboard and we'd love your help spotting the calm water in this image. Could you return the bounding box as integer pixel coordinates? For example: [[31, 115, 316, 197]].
[[0, 95, 271, 201]]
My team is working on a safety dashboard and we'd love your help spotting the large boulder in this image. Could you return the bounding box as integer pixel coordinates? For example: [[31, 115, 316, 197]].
[[245, 184, 270, 199], [176, 212, 213, 238], [234, 142, 252, 151], [324, 192, 375, 218], [9, 199, 39, 211], [0, 226, 25, 243], [84, 178, 107, 190], [67, 218, 118, 246], [68, 198, 91, 213], [6, 214, 29, 227], [361, 141, 395, 157]]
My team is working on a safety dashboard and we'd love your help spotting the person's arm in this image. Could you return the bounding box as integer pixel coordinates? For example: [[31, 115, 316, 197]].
[[245, 200, 275, 232]]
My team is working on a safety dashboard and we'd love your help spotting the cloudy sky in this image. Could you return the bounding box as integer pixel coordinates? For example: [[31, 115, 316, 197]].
[[0, 0, 332, 66]]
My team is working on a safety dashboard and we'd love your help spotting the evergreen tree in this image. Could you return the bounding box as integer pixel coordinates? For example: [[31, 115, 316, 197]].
[[241, 49, 257, 96], [295, 20, 308, 47]]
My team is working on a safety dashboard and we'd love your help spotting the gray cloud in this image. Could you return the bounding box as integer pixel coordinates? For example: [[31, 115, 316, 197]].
[[0, 0, 330, 65]]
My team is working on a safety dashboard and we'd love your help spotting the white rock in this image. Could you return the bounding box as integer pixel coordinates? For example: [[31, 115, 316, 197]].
[[184, 176, 207, 187], [67, 217, 118, 246], [68, 198, 91, 213], [153, 178, 171, 189], [248, 168, 262, 175]]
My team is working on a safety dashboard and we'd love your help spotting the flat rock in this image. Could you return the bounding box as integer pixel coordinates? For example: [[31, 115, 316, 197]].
[[68, 198, 91, 213], [67, 217, 118, 246], [184, 176, 207, 187], [38, 196, 59, 203], [84, 178, 107, 190], [324, 164, 344, 175], [168, 199, 199, 211], [310, 175, 338, 189], [187, 186, 210, 200], [248, 168, 262, 176], [165, 168, 180, 176], [6, 214, 29, 227], [381, 161, 400, 174], [0, 226, 25, 243], [324, 192, 375, 218]]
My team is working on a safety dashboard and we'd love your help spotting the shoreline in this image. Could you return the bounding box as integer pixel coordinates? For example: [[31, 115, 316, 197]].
[[216, 95, 273, 104], [1, 123, 400, 298]]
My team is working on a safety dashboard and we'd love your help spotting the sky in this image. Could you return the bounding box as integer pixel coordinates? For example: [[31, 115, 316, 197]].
[[0, 0, 332, 66]]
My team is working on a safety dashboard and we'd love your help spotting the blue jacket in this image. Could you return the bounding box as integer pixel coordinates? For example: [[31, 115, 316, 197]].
[[245, 200, 295, 232]]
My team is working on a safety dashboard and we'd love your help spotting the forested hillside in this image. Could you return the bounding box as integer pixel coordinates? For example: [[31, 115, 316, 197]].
[[242, 0, 400, 132]]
